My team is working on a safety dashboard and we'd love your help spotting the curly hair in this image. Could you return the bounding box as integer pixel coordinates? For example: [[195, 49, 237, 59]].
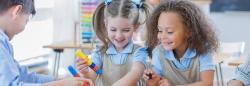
[[146, 0, 218, 57]]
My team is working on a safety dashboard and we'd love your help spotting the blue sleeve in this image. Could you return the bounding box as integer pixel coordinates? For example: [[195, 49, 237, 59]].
[[235, 55, 250, 86], [0, 41, 41, 86], [19, 66, 54, 83], [132, 47, 147, 68], [199, 53, 215, 72], [151, 48, 163, 76], [90, 50, 103, 68], [0, 40, 53, 86]]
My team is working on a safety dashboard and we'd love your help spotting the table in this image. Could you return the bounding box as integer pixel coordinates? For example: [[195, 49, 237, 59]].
[[43, 42, 93, 78], [228, 57, 245, 66], [213, 54, 246, 86]]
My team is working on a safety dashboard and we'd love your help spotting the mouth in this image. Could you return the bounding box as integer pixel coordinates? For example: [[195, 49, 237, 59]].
[[114, 39, 125, 43], [163, 41, 173, 45], [167, 42, 173, 45]]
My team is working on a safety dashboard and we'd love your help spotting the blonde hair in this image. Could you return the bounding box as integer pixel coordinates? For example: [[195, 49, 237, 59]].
[[93, 0, 151, 51]]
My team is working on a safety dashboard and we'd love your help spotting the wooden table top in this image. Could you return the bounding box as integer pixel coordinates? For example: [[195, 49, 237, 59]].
[[43, 42, 93, 50]]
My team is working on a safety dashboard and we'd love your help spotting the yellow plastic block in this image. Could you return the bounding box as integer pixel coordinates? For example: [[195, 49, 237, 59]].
[[87, 60, 92, 66], [75, 50, 88, 60]]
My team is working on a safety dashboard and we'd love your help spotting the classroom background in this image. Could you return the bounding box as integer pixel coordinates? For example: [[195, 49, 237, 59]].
[[11, 0, 250, 86]]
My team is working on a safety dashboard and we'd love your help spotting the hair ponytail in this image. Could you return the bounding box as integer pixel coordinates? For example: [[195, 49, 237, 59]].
[[92, 2, 108, 51]]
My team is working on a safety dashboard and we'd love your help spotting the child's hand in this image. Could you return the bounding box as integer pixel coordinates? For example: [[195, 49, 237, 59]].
[[143, 69, 161, 86], [42, 77, 93, 86], [157, 77, 172, 86], [76, 58, 89, 74]]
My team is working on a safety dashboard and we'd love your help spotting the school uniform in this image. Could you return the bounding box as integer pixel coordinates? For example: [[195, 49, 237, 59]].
[[0, 29, 54, 86], [90, 41, 147, 86], [151, 45, 214, 85], [234, 54, 250, 86]]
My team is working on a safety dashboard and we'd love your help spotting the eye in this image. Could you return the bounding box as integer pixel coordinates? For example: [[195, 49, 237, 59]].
[[157, 29, 162, 33], [110, 27, 116, 32], [167, 32, 173, 34], [123, 29, 130, 32]]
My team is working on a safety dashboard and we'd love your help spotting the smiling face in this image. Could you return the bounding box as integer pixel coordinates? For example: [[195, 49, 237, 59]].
[[106, 16, 135, 51], [157, 12, 190, 52]]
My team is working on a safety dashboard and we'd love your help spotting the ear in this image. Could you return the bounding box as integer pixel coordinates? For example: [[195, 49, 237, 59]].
[[10, 5, 23, 20], [186, 30, 192, 39]]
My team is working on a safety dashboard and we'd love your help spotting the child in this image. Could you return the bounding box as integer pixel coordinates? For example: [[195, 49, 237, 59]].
[[76, 0, 151, 85], [143, 0, 218, 86], [227, 54, 250, 86], [0, 0, 90, 86]]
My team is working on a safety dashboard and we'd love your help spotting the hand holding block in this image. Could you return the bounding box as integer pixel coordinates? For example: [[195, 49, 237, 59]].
[[75, 50, 102, 75], [68, 65, 89, 86]]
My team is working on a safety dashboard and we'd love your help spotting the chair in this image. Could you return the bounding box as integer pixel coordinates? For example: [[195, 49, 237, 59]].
[[214, 41, 245, 86], [219, 42, 245, 58]]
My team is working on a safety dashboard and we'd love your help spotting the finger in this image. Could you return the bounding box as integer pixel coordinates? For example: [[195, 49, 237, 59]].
[[76, 58, 82, 62], [79, 68, 89, 74], [149, 70, 155, 74], [144, 70, 151, 75], [157, 79, 164, 86], [76, 60, 84, 66], [76, 61, 88, 69], [86, 79, 94, 86], [76, 64, 85, 71], [82, 59, 88, 64], [143, 73, 149, 80], [76, 81, 84, 86], [151, 73, 158, 78], [73, 77, 83, 81]]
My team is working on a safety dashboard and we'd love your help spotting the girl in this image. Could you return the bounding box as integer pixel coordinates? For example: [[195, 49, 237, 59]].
[[76, 0, 151, 86], [144, 0, 218, 86]]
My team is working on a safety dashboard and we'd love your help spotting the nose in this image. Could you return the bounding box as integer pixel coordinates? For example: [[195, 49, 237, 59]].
[[158, 32, 168, 40], [115, 31, 124, 39]]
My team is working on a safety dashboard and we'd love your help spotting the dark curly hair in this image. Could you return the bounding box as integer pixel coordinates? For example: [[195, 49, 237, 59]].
[[146, 0, 218, 57]]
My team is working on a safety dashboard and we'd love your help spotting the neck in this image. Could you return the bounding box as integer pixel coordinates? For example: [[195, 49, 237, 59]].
[[173, 43, 188, 60], [0, 24, 12, 41], [114, 42, 130, 53], [0, 16, 13, 40], [116, 47, 123, 52]]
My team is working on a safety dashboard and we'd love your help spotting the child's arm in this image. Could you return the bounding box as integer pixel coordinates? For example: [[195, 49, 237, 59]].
[[42, 77, 91, 86], [112, 61, 145, 86], [227, 79, 244, 86]]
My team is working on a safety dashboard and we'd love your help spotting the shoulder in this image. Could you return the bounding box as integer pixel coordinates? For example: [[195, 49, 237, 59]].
[[198, 52, 213, 61], [198, 52, 215, 71]]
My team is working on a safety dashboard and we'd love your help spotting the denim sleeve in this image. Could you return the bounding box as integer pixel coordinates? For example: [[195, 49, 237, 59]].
[[235, 55, 250, 86], [0, 42, 44, 86]]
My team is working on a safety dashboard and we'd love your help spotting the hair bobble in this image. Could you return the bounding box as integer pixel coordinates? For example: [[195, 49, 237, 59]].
[[133, 0, 142, 8], [104, 0, 112, 5]]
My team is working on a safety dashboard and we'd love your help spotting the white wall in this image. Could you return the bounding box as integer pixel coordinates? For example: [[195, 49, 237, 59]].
[[210, 12, 250, 54], [51, 0, 80, 75]]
